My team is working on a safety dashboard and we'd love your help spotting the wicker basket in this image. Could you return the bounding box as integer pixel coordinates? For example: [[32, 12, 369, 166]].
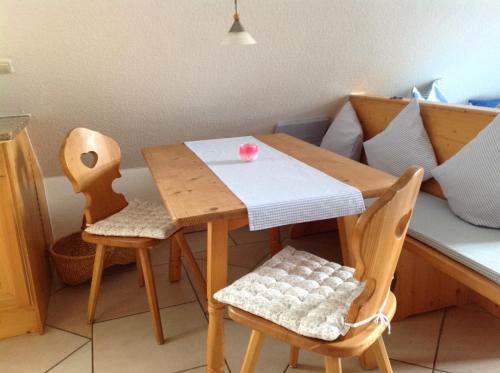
[[49, 232, 136, 285]]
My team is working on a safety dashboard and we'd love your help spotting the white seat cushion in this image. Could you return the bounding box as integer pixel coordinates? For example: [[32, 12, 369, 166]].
[[363, 100, 438, 180], [431, 114, 500, 228], [214, 246, 365, 341], [85, 199, 176, 239], [320, 101, 364, 160], [408, 192, 500, 284]]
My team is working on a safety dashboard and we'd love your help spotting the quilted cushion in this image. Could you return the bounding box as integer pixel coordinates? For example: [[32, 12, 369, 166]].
[[431, 114, 500, 228], [364, 99, 438, 180], [320, 101, 364, 160], [214, 246, 365, 341], [85, 199, 176, 239]]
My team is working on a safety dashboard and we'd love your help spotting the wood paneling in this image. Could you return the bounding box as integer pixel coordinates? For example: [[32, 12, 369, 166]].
[[350, 95, 500, 316], [0, 176, 31, 310], [350, 95, 499, 198], [0, 128, 52, 339]]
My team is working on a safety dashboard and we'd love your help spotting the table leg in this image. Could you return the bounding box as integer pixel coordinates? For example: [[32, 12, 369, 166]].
[[338, 214, 378, 369], [268, 227, 282, 256], [206, 220, 229, 373], [337, 214, 359, 267]]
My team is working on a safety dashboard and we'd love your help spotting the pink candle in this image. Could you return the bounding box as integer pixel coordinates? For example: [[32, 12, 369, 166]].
[[239, 143, 259, 162]]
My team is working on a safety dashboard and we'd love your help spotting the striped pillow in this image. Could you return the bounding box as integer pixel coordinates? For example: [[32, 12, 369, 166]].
[[363, 100, 437, 180], [431, 115, 500, 228], [320, 102, 363, 160]]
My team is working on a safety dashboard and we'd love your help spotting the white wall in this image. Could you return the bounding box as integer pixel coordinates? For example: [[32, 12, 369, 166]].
[[2, 1, 500, 177], [45, 167, 160, 240]]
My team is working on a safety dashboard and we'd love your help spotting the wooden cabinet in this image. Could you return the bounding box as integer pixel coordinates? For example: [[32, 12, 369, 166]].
[[0, 119, 52, 339]]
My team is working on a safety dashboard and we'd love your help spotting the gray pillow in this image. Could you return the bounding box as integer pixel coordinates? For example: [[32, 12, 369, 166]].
[[320, 102, 363, 160], [363, 100, 437, 180], [432, 115, 500, 228]]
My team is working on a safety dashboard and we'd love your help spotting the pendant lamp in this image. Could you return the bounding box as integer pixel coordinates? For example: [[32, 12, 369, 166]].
[[221, 0, 256, 46]]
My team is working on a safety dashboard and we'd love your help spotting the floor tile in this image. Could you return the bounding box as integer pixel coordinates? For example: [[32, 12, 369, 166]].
[[0, 327, 88, 373], [48, 341, 92, 373], [224, 320, 290, 373], [95, 263, 197, 322], [287, 348, 432, 372], [179, 366, 206, 372], [435, 306, 500, 373], [384, 310, 444, 368], [50, 267, 66, 295], [93, 302, 207, 373], [230, 226, 270, 245], [185, 230, 236, 254], [150, 240, 170, 265], [179, 364, 229, 373], [47, 263, 196, 336], [194, 240, 270, 269], [47, 282, 93, 338]]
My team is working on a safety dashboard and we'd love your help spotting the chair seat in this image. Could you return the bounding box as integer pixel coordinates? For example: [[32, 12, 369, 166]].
[[214, 246, 365, 341], [81, 231, 159, 249], [228, 292, 396, 358], [85, 199, 177, 240]]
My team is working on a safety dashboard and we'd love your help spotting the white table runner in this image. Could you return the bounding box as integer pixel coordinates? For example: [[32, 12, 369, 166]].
[[185, 136, 365, 231]]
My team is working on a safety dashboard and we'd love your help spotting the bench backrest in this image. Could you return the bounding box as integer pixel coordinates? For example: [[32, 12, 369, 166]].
[[349, 95, 499, 198]]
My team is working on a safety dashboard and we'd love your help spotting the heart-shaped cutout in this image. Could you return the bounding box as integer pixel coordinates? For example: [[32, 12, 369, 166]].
[[80, 151, 98, 168]]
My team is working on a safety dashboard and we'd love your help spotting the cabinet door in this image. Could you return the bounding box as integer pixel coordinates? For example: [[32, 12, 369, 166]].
[[0, 171, 31, 310]]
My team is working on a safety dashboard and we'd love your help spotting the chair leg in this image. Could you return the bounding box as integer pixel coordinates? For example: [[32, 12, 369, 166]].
[[324, 356, 342, 373], [241, 330, 265, 373], [359, 348, 378, 370], [369, 337, 393, 373], [289, 345, 300, 368], [87, 244, 106, 324], [136, 251, 145, 287], [175, 232, 207, 299], [138, 247, 165, 345], [169, 236, 182, 283], [269, 227, 282, 256]]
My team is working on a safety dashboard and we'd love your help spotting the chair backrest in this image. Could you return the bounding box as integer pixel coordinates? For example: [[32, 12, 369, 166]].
[[346, 166, 423, 334], [59, 127, 128, 224]]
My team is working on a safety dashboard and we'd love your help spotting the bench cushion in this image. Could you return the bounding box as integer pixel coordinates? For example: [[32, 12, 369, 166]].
[[408, 192, 500, 285]]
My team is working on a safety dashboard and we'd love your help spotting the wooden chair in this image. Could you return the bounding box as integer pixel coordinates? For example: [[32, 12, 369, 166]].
[[226, 166, 423, 372], [59, 127, 206, 345]]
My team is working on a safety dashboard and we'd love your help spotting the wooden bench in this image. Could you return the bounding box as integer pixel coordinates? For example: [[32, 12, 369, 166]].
[[350, 95, 499, 319]]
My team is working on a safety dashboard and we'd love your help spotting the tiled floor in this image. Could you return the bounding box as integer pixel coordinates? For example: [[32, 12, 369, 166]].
[[1, 227, 499, 373]]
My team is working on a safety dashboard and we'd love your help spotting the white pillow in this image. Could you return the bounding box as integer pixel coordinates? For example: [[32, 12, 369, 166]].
[[431, 115, 500, 228], [320, 102, 363, 160], [363, 100, 437, 180]]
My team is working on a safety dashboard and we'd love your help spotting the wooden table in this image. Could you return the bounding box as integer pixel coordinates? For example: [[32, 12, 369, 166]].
[[143, 133, 396, 372]]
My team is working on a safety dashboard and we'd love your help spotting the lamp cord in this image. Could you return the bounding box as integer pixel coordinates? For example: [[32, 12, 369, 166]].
[[234, 0, 238, 15]]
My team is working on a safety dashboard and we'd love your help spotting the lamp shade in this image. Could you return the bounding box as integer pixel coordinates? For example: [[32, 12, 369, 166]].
[[221, 18, 256, 46]]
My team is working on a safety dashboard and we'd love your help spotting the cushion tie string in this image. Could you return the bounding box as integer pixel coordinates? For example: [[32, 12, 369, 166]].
[[345, 291, 392, 335]]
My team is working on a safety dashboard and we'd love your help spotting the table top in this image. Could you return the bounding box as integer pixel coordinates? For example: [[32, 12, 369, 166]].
[[142, 133, 396, 227]]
